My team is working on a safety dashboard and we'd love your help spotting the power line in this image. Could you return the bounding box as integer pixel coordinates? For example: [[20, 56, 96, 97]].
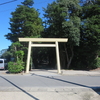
[[0, 0, 17, 6]]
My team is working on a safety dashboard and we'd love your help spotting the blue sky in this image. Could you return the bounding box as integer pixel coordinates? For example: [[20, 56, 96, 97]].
[[0, 0, 55, 51]]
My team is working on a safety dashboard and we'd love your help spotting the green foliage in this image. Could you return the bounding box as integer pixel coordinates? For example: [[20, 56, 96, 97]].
[[15, 50, 24, 61], [94, 57, 100, 68], [5, 0, 43, 72], [8, 60, 24, 73], [21, 0, 34, 7], [8, 42, 25, 73], [81, 0, 100, 46], [43, 0, 81, 46], [43, 0, 81, 69], [1, 51, 12, 62], [5, 0, 43, 42], [16, 50, 24, 56], [75, 0, 100, 69], [9, 42, 25, 61]]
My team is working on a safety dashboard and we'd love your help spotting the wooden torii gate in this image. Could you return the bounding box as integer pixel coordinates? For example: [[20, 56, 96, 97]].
[[19, 38, 68, 74]]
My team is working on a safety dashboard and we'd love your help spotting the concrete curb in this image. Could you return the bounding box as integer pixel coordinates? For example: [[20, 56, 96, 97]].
[[1, 70, 100, 76], [0, 87, 95, 92]]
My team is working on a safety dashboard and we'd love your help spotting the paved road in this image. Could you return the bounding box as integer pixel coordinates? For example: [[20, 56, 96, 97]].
[[0, 70, 100, 100], [0, 75, 100, 89]]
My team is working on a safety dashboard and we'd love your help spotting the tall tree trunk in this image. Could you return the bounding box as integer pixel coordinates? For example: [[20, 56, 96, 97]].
[[64, 44, 69, 63], [60, 50, 66, 69], [64, 44, 74, 69], [14, 46, 18, 61]]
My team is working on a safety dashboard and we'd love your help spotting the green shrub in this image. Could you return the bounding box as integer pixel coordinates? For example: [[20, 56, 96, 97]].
[[8, 60, 24, 73], [90, 57, 100, 69], [96, 57, 100, 68]]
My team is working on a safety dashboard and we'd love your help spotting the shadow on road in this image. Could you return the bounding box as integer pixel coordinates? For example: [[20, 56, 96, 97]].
[[0, 76, 39, 100], [32, 73, 100, 95]]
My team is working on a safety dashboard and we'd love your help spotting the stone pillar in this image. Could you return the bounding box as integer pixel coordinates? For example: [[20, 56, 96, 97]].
[[26, 41, 32, 73], [55, 41, 61, 74]]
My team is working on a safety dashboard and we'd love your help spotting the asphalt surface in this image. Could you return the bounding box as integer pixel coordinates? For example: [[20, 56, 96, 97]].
[[0, 75, 100, 89], [0, 69, 100, 100]]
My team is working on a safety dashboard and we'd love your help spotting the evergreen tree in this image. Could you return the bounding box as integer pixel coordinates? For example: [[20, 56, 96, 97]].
[[5, 0, 43, 42], [43, 0, 81, 68], [81, 0, 100, 48], [4, 0, 44, 71], [81, 0, 100, 67], [76, 0, 100, 69]]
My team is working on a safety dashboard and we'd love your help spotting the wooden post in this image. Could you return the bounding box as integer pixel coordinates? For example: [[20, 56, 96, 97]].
[[55, 41, 61, 74], [26, 41, 31, 73]]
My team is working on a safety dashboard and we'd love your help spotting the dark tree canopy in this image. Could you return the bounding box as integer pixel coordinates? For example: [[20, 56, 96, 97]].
[[42, 0, 81, 68], [43, 0, 81, 46]]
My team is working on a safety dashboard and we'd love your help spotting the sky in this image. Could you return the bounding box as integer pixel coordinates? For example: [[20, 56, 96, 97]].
[[0, 0, 55, 51]]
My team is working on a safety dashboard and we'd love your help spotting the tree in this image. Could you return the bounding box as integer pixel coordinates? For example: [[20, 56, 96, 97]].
[[0, 50, 12, 62], [74, 0, 100, 69], [70, 0, 100, 70], [0, 49, 7, 57], [5, 0, 43, 42], [9, 42, 24, 61], [4, 0, 44, 71], [7, 42, 25, 73], [43, 0, 81, 69]]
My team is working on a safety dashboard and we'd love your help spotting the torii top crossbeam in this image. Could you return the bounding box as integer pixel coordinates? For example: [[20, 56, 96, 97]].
[[19, 38, 68, 42]]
